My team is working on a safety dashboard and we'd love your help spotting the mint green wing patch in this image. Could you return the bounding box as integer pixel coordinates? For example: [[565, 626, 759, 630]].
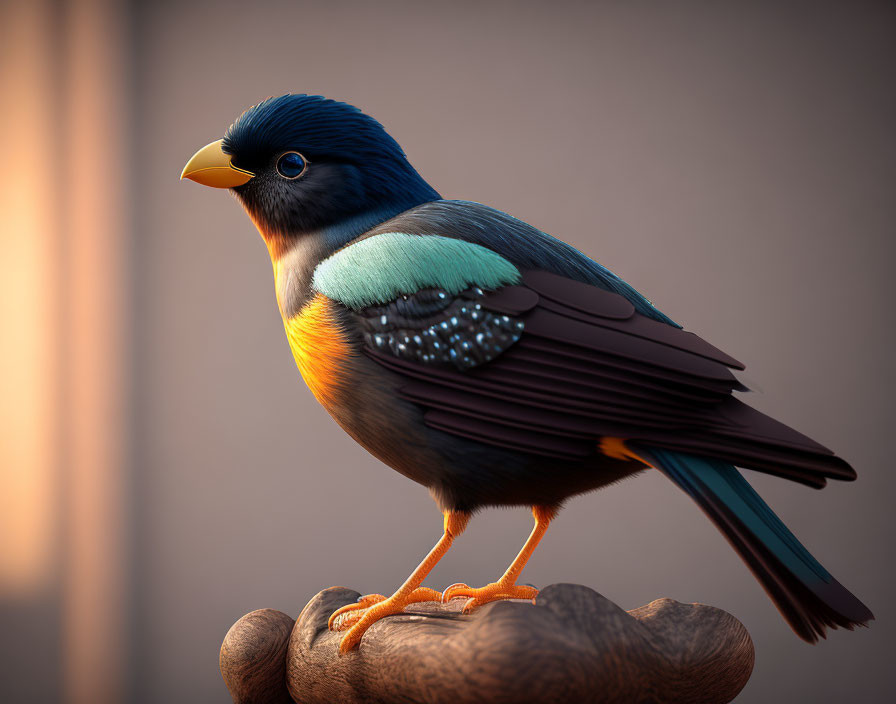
[[312, 233, 521, 309]]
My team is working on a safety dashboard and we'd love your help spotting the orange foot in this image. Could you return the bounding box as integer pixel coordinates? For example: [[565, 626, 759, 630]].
[[442, 581, 538, 613], [328, 587, 442, 653]]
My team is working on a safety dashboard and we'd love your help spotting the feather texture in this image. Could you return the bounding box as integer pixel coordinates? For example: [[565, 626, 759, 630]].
[[357, 287, 525, 370], [312, 233, 521, 309], [363, 201, 680, 326], [638, 447, 873, 642], [360, 270, 855, 488]]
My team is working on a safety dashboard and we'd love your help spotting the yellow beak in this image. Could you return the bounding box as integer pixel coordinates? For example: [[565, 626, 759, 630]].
[[181, 139, 255, 188]]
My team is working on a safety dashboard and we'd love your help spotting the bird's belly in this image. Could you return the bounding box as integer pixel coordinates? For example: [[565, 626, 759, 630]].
[[282, 295, 451, 489]]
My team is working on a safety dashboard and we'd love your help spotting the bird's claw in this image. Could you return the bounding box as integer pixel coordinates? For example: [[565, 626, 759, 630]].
[[442, 581, 538, 613], [327, 593, 388, 631], [328, 587, 443, 652]]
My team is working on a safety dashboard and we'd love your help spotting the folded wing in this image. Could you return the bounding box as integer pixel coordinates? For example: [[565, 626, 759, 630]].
[[358, 269, 856, 488]]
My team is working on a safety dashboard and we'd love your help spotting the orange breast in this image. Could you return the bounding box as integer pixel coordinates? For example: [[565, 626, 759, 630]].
[[283, 293, 351, 407]]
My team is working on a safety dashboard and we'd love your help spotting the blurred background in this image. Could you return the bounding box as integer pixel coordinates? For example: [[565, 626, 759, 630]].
[[1, 0, 893, 701]]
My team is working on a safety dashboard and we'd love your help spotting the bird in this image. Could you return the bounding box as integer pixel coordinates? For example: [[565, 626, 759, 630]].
[[182, 94, 872, 654]]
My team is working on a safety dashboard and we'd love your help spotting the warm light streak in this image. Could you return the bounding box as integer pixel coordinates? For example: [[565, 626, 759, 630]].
[[61, 0, 130, 702], [0, 0, 131, 700], [0, 0, 58, 598]]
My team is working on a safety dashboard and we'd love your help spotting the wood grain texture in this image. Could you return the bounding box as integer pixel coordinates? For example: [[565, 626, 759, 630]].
[[221, 584, 754, 704], [220, 608, 295, 704]]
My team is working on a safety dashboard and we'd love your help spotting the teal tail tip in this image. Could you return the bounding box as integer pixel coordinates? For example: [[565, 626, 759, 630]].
[[637, 446, 873, 643]]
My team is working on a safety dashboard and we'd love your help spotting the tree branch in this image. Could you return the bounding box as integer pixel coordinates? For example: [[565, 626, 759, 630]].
[[221, 584, 754, 704]]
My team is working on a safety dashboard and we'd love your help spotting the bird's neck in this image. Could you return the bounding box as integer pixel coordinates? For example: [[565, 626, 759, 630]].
[[270, 200, 436, 319]]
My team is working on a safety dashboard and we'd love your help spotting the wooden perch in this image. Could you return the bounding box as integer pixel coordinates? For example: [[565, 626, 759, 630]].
[[220, 583, 754, 704]]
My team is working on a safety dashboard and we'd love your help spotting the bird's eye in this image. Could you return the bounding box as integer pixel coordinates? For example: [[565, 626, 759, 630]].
[[276, 151, 307, 179]]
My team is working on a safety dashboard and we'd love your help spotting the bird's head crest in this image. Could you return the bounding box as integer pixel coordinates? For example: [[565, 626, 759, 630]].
[[222, 94, 407, 169]]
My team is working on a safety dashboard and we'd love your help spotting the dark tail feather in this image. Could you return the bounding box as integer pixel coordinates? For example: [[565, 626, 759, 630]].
[[635, 445, 873, 642]]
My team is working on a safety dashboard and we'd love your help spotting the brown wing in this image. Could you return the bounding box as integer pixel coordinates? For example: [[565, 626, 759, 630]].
[[359, 270, 855, 488]]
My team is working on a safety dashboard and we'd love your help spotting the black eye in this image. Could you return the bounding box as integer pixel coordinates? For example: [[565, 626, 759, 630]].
[[276, 151, 307, 179]]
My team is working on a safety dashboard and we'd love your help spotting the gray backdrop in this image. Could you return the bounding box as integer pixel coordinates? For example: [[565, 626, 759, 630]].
[[131, 1, 894, 701]]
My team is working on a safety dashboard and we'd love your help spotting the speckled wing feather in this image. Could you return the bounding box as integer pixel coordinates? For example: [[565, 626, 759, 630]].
[[360, 270, 855, 488], [357, 287, 525, 370]]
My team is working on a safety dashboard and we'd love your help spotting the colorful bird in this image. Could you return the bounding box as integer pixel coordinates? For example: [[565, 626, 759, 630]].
[[182, 94, 872, 653]]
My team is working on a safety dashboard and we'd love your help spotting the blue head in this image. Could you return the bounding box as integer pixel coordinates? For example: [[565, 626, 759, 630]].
[[185, 95, 440, 251]]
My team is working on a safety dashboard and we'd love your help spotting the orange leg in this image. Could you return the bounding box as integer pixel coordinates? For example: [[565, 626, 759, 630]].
[[329, 510, 470, 653], [443, 505, 555, 613]]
